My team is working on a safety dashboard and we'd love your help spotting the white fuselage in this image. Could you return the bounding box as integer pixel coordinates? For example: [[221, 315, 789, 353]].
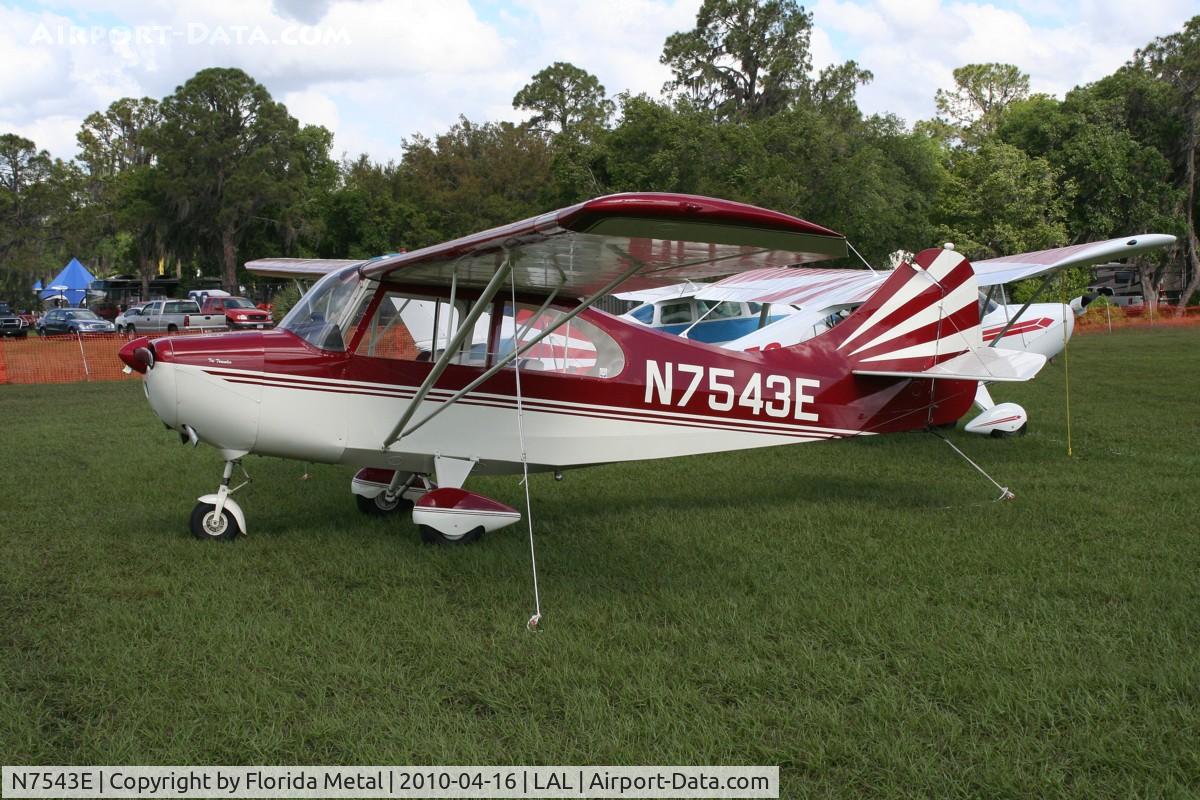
[[143, 359, 860, 477]]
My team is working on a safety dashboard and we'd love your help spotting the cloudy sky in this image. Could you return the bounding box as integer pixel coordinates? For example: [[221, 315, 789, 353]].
[[1, 0, 1195, 163]]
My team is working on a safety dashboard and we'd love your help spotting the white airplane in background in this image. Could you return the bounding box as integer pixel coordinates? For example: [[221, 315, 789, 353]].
[[618, 235, 1176, 436]]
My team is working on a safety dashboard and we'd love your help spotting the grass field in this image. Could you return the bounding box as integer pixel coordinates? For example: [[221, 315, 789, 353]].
[[1, 327, 1198, 797]]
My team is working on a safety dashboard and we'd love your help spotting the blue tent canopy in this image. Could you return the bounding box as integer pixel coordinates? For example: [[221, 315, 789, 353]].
[[38, 258, 95, 306]]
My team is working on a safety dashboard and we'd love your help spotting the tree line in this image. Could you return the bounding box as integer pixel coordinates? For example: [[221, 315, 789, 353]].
[[0, 1, 1196, 314]]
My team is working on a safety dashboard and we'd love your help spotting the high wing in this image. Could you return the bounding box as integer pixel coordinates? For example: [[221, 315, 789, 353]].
[[693, 267, 883, 308], [246, 258, 362, 279], [247, 195, 845, 295], [612, 281, 706, 304], [971, 234, 1176, 286], [354, 193, 846, 297], [680, 234, 1178, 307]]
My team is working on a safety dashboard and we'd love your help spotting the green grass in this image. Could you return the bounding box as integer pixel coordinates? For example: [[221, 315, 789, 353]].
[[1, 328, 1198, 797]]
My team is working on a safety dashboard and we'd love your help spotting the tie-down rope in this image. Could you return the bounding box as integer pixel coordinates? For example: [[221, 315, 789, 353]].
[[511, 275, 543, 632], [928, 429, 1015, 502]]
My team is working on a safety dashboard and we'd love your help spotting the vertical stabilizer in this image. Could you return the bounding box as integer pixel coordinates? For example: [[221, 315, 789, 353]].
[[831, 248, 981, 373]]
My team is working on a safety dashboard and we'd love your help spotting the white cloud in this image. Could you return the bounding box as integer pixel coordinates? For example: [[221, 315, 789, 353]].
[[814, 0, 1196, 125], [506, 0, 700, 98], [0, 114, 82, 159], [283, 87, 340, 130]]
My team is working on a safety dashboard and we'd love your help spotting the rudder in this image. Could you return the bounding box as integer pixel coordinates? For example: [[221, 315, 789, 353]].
[[829, 248, 981, 372]]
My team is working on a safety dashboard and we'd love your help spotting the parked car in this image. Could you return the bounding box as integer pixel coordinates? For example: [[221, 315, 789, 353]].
[[121, 299, 225, 334], [114, 303, 147, 333], [187, 288, 230, 304], [199, 295, 273, 329], [36, 308, 116, 335], [0, 301, 30, 338]]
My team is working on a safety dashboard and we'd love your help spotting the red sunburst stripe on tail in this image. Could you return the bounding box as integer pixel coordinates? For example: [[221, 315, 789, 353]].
[[831, 248, 981, 374]]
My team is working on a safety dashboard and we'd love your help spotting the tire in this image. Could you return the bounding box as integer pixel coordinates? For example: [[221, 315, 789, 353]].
[[189, 501, 241, 541], [355, 492, 414, 515], [167, 324, 178, 333], [126, 324, 136, 335], [989, 422, 1028, 439], [419, 524, 483, 545]]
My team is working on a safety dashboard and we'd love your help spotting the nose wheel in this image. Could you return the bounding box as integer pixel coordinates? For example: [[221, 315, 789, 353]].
[[190, 501, 241, 540], [190, 459, 249, 541]]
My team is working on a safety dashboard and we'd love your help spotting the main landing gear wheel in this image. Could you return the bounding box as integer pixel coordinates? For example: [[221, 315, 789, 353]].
[[419, 524, 484, 545], [190, 501, 241, 541], [990, 422, 1029, 439], [355, 492, 414, 515]]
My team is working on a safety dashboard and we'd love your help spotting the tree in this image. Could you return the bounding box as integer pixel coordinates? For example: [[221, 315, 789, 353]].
[[1000, 73, 1185, 315], [935, 63, 1030, 140], [933, 141, 1070, 261], [513, 62, 614, 139], [319, 156, 424, 259], [1136, 15, 1200, 311], [154, 68, 328, 291], [77, 98, 163, 295], [115, 165, 168, 300], [0, 134, 53, 260], [0, 134, 78, 301], [661, 0, 813, 119], [77, 97, 160, 179], [396, 117, 555, 247], [812, 60, 873, 119]]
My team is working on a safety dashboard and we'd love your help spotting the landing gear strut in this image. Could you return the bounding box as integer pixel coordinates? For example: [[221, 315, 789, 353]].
[[190, 459, 249, 540], [351, 469, 431, 515]]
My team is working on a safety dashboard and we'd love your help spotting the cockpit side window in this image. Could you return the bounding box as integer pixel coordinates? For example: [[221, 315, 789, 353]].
[[353, 290, 465, 363], [660, 301, 694, 324], [491, 302, 624, 379], [629, 304, 654, 324]]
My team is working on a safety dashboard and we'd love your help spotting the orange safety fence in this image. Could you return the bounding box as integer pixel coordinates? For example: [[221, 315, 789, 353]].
[[0, 329, 217, 385], [1075, 304, 1200, 334]]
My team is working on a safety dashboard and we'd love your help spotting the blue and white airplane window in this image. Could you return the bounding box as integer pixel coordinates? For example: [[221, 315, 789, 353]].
[[629, 304, 654, 324], [660, 301, 694, 324]]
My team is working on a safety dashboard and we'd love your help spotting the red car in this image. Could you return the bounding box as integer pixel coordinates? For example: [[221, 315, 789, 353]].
[[200, 296, 274, 329]]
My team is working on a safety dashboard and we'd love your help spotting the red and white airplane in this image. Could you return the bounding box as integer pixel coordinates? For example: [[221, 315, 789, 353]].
[[121, 193, 1055, 543], [620, 235, 1175, 435]]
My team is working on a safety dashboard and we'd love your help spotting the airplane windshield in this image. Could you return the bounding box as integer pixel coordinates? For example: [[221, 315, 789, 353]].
[[279, 265, 364, 351]]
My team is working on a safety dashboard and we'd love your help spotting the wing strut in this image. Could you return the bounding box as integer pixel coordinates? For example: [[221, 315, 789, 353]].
[[395, 246, 647, 441], [988, 273, 1052, 347], [382, 255, 514, 447], [681, 300, 723, 338]]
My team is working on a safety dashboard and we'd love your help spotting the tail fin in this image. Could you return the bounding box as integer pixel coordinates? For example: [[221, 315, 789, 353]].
[[832, 248, 1044, 382]]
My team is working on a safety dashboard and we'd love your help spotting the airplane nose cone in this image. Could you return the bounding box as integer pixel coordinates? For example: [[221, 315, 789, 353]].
[[119, 336, 154, 373]]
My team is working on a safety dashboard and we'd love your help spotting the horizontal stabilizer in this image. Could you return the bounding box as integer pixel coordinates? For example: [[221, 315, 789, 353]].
[[854, 346, 1046, 382]]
